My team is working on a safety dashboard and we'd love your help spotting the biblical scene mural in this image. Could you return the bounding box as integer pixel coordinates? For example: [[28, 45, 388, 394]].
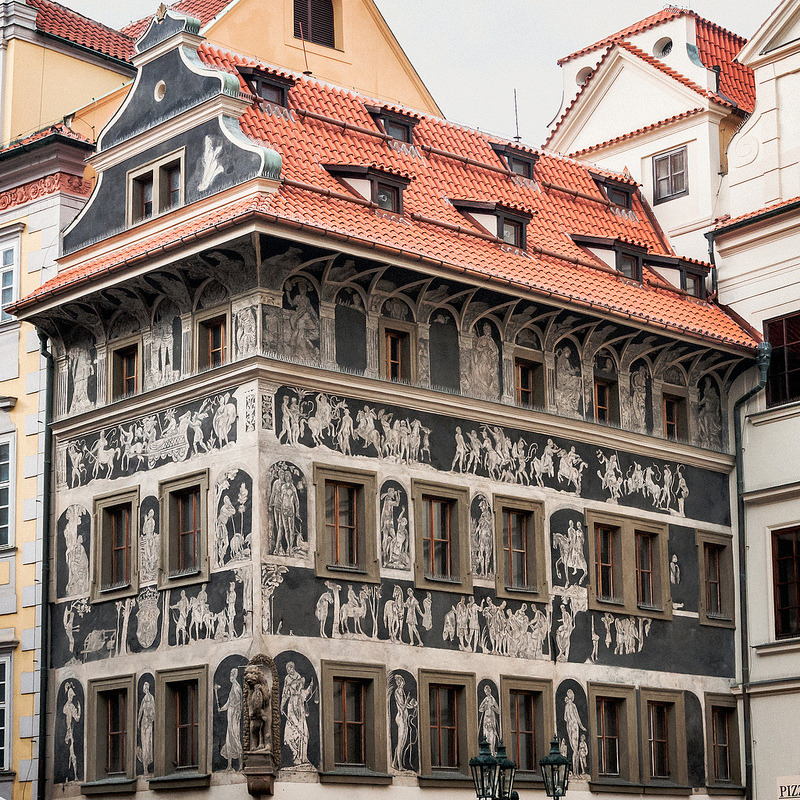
[[266, 461, 307, 557], [380, 480, 410, 570], [214, 468, 253, 568], [275, 651, 320, 771], [388, 669, 419, 773]]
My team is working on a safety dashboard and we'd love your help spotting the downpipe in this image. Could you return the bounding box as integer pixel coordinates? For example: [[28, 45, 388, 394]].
[[733, 340, 771, 800]]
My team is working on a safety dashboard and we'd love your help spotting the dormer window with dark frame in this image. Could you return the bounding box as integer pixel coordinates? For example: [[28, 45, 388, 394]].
[[324, 165, 410, 215], [366, 105, 418, 144], [616, 250, 642, 281], [682, 271, 704, 298], [490, 143, 538, 181], [238, 68, 295, 108], [451, 200, 531, 251], [593, 175, 634, 210]]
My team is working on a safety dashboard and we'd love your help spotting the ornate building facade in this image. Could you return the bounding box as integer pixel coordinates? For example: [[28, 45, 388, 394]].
[[13, 9, 762, 800]]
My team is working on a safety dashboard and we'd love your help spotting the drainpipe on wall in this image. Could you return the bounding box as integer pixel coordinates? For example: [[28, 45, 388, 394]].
[[704, 230, 719, 297], [36, 332, 54, 800], [733, 340, 771, 800]]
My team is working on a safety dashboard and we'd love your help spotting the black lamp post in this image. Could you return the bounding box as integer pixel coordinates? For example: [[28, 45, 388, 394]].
[[495, 742, 518, 800], [470, 739, 498, 800], [539, 735, 571, 799]]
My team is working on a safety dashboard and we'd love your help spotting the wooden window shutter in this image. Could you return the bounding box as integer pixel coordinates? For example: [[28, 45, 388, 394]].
[[294, 0, 335, 48]]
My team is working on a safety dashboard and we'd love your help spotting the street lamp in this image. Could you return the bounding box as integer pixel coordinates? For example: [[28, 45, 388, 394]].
[[471, 740, 518, 800], [539, 735, 571, 799], [495, 742, 518, 800]]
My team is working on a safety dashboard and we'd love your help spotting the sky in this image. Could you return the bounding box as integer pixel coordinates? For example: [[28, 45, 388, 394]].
[[60, 0, 775, 146]]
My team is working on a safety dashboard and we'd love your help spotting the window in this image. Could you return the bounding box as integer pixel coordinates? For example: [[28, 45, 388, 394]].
[[773, 526, 800, 639], [127, 151, 185, 225], [196, 312, 228, 370], [494, 496, 547, 600], [413, 480, 470, 593], [0, 438, 13, 547], [697, 531, 734, 627], [765, 312, 800, 407], [111, 341, 140, 400], [383, 119, 412, 142], [240, 70, 295, 107], [314, 465, 379, 582], [490, 144, 537, 179], [320, 661, 388, 783], [683, 272, 704, 298], [93, 489, 139, 603], [0, 233, 20, 322], [639, 688, 687, 787], [606, 185, 632, 209], [500, 677, 552, 781], [498, 214, 526, 249], [593, 379, 619, 424], [663, 393, 688, 440], [373, 182, 400, 213], [153, 666, 209, 788], [587, 511, 671, 618], [597, 697, 620, 776], [508, 155, 535, 180], [616, 250, 642, 281], [159, 473, 209, 589], [704, 694, 741, 788], [0, 657, 11, 772], [379, 318, 416, 382], [588, 684, 640, 788], [294, 0, 335, 48], [653, 147, 688, 203], [86, 675, 136, 786], [515, 355, 544, 408], [418, 670, 476, 781]]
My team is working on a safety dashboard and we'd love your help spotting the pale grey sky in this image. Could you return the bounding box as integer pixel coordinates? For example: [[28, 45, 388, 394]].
[[61, 0, 774, 146]]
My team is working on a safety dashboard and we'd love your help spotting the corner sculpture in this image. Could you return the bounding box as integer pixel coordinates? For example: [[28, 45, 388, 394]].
[[242, 654, 280, 795]]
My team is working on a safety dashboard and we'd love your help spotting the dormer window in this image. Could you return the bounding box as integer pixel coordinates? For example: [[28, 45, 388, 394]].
[[325, 165, 409, 214], [508, 155, 535, 180], [451, 200, 531, 251], [374, 182, 400, 212], [593, 175, 633, 209], [682, 272, 705, 299], [238, 68, 295, 108], [366, 105, 417, 144], [127, 151, 184, 226], [490, 143, 538, 180], [501, 217, 523, 247], [384, 118, 412, 143], [617, 250, 642, 281]]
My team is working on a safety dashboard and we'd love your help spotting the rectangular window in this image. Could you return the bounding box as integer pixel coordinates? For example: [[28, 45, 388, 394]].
[[0, 441, 12, 547], [648, 701, 670, 778], [594, 379, 618, 423], [128, 150, 186, 226], [596, 524, 619, 602], [774, 526, 800, 639], [515, 357, 543, 408], [636, 531, 655, 608], [617, 252, 641, 280], [197, 313, 227, 370], [509, 690, 536, 772], [0, 240, 18, 322], [258, 81, 285, 105], [639, 688, 687, 786], [134, 174, 154, 222], [508, 156, 534, 180], [765, 312, 800, 407], [606, 185, 632, 209], [108, 503, 132, 589], [494, 497, 546, 601], [429, 684, 459, 769], [87, 675, 135, 785], [704, 694, 741, 788], [162, 162, 182, 211], [374, 182, 400, 212], [333, 678, 366, 766], [501, 218, 523, 247], [384, 119, 412, 143], [504, 510, 531, 589], [711, 707, 730, 782], [663, 394, 687, 440], [588, 684, 638, 786], [500, 677, 552, 780], [160, 473, 208, 589], [0, 659, 9, 772], [93, 490, 139, 603], [423, 496, 453, 580], [653, 146, 688, 203], [112, 343, 139, 400], [105, 689, 128, 776], [596, 697, 620, 776], [684, 273, 703, 298], [705, 543, 723, 617], [294, 0, 336, 48], [315, 466, 379, 583], [174, 681, 199, 770]]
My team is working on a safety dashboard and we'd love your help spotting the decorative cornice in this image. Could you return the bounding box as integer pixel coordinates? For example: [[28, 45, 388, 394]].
[[0, 172, 91, 212]]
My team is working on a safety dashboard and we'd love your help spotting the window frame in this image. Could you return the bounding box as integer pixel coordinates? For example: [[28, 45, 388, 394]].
[[704, 693, 742, 792], [108, 336, 142, 402], [652, 146, 689, 204], [772, 525, 800, 640], [418, 670, 477, 784], [378, 317, 417, 383], [238, 68, 295, 108], [293, 0, 337, 49], [493, 495, 547, 601], [514, 347, 545, 409], [194, 306, 230, 372], [593, 377, 619, 425], [496, 210, 528, 250], [152, 665, 210, 789], [371, 177, 405, 214], [765, 312, 800, 408], [587, 683, 639, 789], [586, 510, 671, 619], [85, 674, 136, 787], [92, 488, 140, 603], [697, 531, 735, 628], [319, 660, 390, 784], [638, 688, 688, 788], [499, 676, 553, 785], [662, 390, 689, 441], [412, 479, 471, 594], [126, 149, 186, 226], [314, 464, 379, 583], [0, 654, 12, 773], [0, 433, 15, 549], [0, 226, 22, 324], [616, 249, 643, 281], [158, 472, 209, 590]]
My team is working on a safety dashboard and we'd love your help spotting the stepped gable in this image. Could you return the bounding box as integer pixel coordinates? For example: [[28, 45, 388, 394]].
[[17, 42, 758, 350]]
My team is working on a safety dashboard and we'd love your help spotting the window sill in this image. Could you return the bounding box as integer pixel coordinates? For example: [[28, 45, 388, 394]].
[[589, 779, 645, 794], [148, 772, 211, 791], [514, 772, 545, 788], [92, 582, 139, 604], [319, 769, 392, 785], [418, 772, 473, 788], [81, 777, 137, 795], [0, 771, 15, 783], [642, 780, 692, 795], [706, 784, 745, 796], [753, 637, 800, 656], [700, 614, 735, 629]]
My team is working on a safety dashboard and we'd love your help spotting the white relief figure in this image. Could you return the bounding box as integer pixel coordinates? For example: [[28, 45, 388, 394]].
[[597, 451, 624, 502], [285, 279, 320, 360], [472, 322, 500, 399], [89, 430, 118, 480], [630, 366, 648, 432], [555, 346, 582, 417], [557, 446, 587, 494], [69, 345, 94, 415], [422, 592, 433, 631], [63, 505, 90, 596], [613, 616, 651, 655], [405, 588, 423, 646], [355, 404, 381, 455], [137, 680, 155, 776], [215, 668, 243, 770], [556, 598, 577, 662], [66, 441, 87, 488], [324, 580, 342, 638], [337, 406, 354, 455], [140, 509, 158, 583], [698, 378, 722, 449], [563, 689, 586, 777], [389, 674, 417, 772], [151, 310, 174, 386], [552, 521, 588, 587], [198, 135, 224, 192], [590, 617, 599, 662], [115, 597, 135, 656], [388, 511, 409, 570], [472, 496, 494, 578], [380, 487, 401, 566], [452, 426, 468, 472], [213, 392, 237, 447], [467, 596, 481, 652], [578, 734, 589, 776], [529, 438, 557, 486], [479, 686, 500, 755], [171, 590, 191, 645], [281, 662, 315, 767], [670, 554, 681, 585], [675, 466, 689, 516], [384, 585, 404, 643], [261, 564, 287, 635], [235, 307, 257, 357], [268, 465, 304, 556], [63, 681, 81, 781], [601, 612, 614, 648], [339, 586, 369, 637]]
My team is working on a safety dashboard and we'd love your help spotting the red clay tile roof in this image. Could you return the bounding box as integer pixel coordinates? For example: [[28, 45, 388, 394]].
[[0, 121, 92, 156], [19, 43, 757, 351], [715, 195, 800, 230], [121, 0, 232, 40], [27, 0, 135, 61]]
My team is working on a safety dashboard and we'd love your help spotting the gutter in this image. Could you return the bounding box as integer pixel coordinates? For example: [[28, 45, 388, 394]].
[[36, 332, 54, 800], [711, 198, 800, 237], [733, 340, 771, 800], [36, 30, 134, 74]]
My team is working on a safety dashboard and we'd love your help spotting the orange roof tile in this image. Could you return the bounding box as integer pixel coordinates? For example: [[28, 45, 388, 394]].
[[28, 0, 135, 61], [0, 121, 92, 156], [715, 195, 800, 230], [122, 0, 232, 40], [19, 43, 757, 351]]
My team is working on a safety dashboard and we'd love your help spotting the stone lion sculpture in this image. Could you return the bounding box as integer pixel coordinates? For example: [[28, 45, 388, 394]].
[[244, 663, 272, 753]]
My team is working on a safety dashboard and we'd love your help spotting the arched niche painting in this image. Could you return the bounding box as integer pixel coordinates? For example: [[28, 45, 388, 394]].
[[382, 297, 413, 322], [335, 287, 367, 373], [66, 330, 97, 416], [388, 669, 418, 773], [266, 461, 308, 557], [471, 320, 501, 400], [214, 468, 253, 568], [136, 673, 156, 777], [212, 654, 248, 772], [549, 508, 587, 589], [197, 279, 229, 311], [56, 504, 90, 598], [139, 495, 159, 585], [554, 340, 582, 418], [275, 650, 320, 770], [470, 494, 494, 579], [380, 479, 409, 570], [477, 679, 501, 755], [54, 678, 84, 784], [555, 679, 589, 779], [148, 299, 181, 390], [429, 309, 460, 392], [698, 376, 723, 450], [108, 311, 140, 342], [625, 360, 652, 433]]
